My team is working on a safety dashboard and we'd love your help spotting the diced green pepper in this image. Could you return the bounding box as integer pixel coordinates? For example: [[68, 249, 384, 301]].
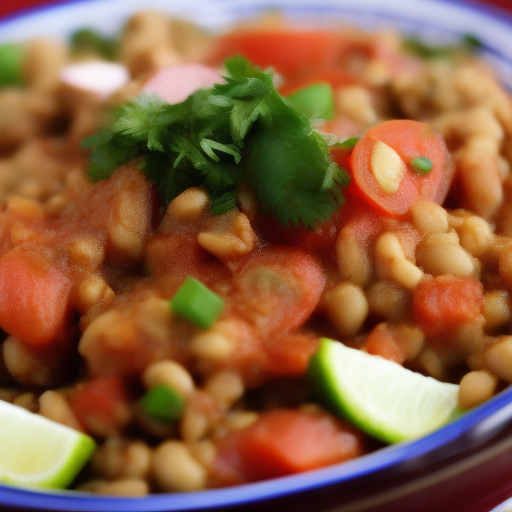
[[140, 385, 185, 424], [170, 276, 225, 329], [286, 82, 335, 121], [0, 43, 26, 88]]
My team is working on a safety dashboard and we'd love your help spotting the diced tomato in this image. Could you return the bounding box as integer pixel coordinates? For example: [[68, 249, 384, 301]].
[[349, 120, 454, 217], [264, 331, 319, 376], [145, 230, 230, 294], [208, 30, 347, 81], [212, 408, 366, 486], [0, 247, 72, 347], [259, 212, 341, 257], [69, 376, 130, 437], [227, 245, 326, 337], [220, 319, 271, 388], [362, 323, 406, 365], [412, 276, 484, 340], [338, 194, 384, 244]]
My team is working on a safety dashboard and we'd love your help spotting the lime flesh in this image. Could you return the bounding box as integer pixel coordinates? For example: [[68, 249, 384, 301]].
[[0, 400, 95, 489], [308, 338, 460, 443]]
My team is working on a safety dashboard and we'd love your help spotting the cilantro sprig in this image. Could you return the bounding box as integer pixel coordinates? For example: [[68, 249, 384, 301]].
[[84, 56, 349, 229]]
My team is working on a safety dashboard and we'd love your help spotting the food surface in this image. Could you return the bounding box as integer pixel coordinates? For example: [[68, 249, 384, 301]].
[[2, 9, 512, 495]]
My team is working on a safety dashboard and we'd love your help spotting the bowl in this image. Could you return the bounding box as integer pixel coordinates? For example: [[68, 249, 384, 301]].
[[2, 1, 512, 511]]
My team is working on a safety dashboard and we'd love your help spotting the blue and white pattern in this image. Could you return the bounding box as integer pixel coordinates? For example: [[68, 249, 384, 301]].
[[2, 1, 512, 510]]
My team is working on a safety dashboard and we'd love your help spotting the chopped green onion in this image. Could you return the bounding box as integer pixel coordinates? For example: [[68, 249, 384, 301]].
[[336, 136, 360, 152], [286, 82, 335, 121], [410, 156, 433, 175], [0, 43, 26, 88], [140, 385, 185, 424], [170, 276, 225, 329]]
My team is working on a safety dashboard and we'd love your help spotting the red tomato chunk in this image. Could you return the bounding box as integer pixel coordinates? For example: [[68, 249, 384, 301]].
[[212, 408, 367, 486], [413, 276, 484, 340], [0, 247, 72, 347]]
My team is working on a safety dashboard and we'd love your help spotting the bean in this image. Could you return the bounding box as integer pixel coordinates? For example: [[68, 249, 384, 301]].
[[499, 244, 512, 288], [324, 282, 369, 336], [164, 186, 209, 227], [39, 390, 83, 430], [485, 336, 512, 382], [91, 438, 152, 481], [13, 392, 38, 412], [375, 232, 423, 290], [198, 211, 256, 260], [335, 229, 371, 287], [142, 360, 195, 398], [152, 441, 207, 492], [204, 371, 244, 409], [417, 242, 475, 278], [409, 199, 449, 235], [366, 280, 411, 321], [393, 323, 425, 361], [80, 478, 149, 496], [483, 291, 510, 333], [68, 237, 105, 268], [458, 370, 499, 410], [457, 215, 494, 258]]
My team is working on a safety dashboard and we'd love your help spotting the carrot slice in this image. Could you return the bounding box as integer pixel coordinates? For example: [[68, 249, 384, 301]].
[[349, 120, 454, 217]]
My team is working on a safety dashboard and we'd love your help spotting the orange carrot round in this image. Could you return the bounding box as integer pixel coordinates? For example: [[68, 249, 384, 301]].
[[349, 120, 454, 217]]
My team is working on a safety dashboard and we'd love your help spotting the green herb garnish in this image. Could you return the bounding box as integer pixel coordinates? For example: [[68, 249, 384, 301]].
[[410, 156, 433, 175], [70, 28, 118, 60], [85, 56, 349, 229]]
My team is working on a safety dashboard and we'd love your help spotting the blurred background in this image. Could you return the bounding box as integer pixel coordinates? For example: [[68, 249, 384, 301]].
[[1, 0, 512, 18]]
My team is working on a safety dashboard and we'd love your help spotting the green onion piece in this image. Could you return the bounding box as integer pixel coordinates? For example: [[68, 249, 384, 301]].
[[336, 136, 360, 152], [410, 156, 433, 175], [170, 276, 225, 329], [140, 385, 185, 424], [286, 82, 335, 121], [0, 43, 26, 88]]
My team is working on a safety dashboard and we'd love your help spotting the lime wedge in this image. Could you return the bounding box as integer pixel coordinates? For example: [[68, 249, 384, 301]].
[[308, 338, 460, 443], [0, 400, 96, 489]]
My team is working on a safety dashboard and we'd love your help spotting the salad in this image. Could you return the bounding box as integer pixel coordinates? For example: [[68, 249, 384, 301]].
[[1, 8, 512, 496]]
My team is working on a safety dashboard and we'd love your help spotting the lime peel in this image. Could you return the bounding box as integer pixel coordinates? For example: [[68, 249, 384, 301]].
[[0, 400, 96, 489], [308, 338, 460, 444]]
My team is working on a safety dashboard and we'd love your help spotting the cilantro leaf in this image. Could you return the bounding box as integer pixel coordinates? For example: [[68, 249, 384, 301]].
[[85, 56, 349, 229]]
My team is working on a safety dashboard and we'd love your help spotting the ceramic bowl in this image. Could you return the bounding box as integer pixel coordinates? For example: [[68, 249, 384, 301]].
[[2, 1, 512, 511]]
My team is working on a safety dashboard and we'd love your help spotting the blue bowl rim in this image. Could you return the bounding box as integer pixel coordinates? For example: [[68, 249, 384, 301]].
[[2, 0, 512, 510]]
